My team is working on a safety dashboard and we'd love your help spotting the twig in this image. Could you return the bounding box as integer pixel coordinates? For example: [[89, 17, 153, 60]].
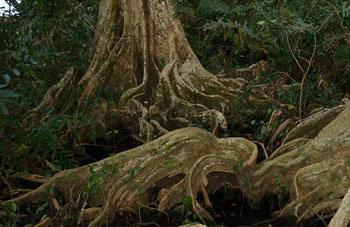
[[256, 142, 269, 159], [310, 206, 328, 227], [286, 34, 305, 74], [298, 35, 317, 119], [276, 71, 299, 84], [34, 216, 51, 227], [10, 173, 47, 184], [44, 159, 60, 173], [286, 33, 317, 119], [316, 9, 337, 33], [10, 189, 32, 196], [319, 0, 348, 33], [77, 201, 88, 225], [51, 198, 60, 211]]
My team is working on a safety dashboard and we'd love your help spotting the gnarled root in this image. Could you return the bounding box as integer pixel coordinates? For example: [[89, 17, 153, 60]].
[[24, 0, 274, 142], [328, 187, 350, 227], [5, 106, 350, 226], [244, 107, 350, 223], [3, 127, 257, 226]]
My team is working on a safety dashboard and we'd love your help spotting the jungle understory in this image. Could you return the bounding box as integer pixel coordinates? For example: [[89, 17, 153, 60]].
[[2, 0, 350, 226]]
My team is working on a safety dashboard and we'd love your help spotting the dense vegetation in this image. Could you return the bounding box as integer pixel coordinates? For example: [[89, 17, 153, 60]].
[[175, 0, 349, 103], [1, 0, 350, 226]]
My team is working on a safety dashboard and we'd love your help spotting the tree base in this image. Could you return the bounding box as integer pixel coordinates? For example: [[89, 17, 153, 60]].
[[3, 106, 350, 226]]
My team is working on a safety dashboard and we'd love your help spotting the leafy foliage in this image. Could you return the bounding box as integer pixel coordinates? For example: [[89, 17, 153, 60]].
[[0, 0, 98, 176], [0, 74, 20, 115], [1, 0, 97, 111], [174, 0, 347, 109], [0, 89, 20, 115]]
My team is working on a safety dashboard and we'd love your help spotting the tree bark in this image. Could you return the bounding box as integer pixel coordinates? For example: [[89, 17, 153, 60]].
[[5, 105, 350, 226], [3, 127, 258, 226], [328, 187, 350, 227], [26, 0, 270, 142], [11, 0, 350, 226]]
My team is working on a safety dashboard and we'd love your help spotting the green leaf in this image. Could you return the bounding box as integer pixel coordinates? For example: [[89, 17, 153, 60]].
[[182, 196, 192, 206], [0, 89, 20, 98], [130, 169, 135, 178], [233, 165, 237, 173], [137, 186, 144, 194], [0, 74, 10, 88], [238, 159, 243, 169], [10, 202, 17, 212], [29, 59, 38, 65], [261, 127, 269, 135], [277, 193, 283, 200], [135, 166, 141, 173], [342, 4, 350, 18], [328, 192, 336, 200], [44, 187, 54, 194], [289, 203, 297, 215], [90, 184, 99, 195], [122, 177, 128, 183], [267, 108, 273, 115], [0, 102, 9, 115], [12, 68, 21, 76], [35, 203, 48, 214]]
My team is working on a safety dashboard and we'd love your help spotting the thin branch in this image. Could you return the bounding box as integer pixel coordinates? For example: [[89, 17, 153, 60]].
[[276, 71, 299, 84], [316, 9, 337, 33], [310, 206, 328, 227], [298, 35, 317, 119], [287, 32, 317, 119], [10, 173, 47, 184], [286, 34, 305, 74], [319, 0, 348, 33]]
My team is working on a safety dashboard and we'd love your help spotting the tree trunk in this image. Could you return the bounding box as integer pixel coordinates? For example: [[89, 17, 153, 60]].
[[10, 0, 350, 226], [26, 0, 269, 141]]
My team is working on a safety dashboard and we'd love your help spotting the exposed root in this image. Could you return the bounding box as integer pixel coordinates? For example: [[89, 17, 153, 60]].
[[282, 105, 345, 144], [25, 0, 273, 143], [5, 106, 350, 225], [268, 118, 296, 151], [15, 0, 350, 225], [328, 187, 350, 227], [10, 173, 47, 184], [247, 107, 350, 222], [81, 207, 103, 223], [302, 199, 341, 220], [9, 189, 33, 197], [24, 67, 76, 120], [269, 137, 310, 159], [2, 127, 256, 226], [35, 216, 51, 227], [3, 186, 48, 206]]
